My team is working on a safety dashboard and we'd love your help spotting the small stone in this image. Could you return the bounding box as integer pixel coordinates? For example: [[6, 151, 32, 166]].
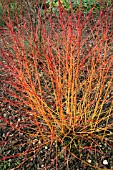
[[33, 141, 35, 145], [18, 118, 21, 122], [9, 105, 11, 109], [38, 140, 41, 144], [103, 159, 108, 165], [88, 159, 91, 163], [33, 139, 37, 145], [4, 113, 7, 117], [45, 146, 48, 149]]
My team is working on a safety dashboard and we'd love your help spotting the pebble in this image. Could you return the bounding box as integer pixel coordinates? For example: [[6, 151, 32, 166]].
[[41, 164, 44, 168], [45, 146, 48, 149], [38, 140, 41, 144], [88, 159, 92, 163], [103, 159, 108, 165]]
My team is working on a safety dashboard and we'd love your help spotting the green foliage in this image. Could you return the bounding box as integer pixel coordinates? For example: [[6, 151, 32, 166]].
[[0, 160, 21, 170], [0, 3, 5, 27], [46, 0, 112, 12], [0, 161, 9, 170], [46, 0, 99, 12], [0, 1, 26, 27]]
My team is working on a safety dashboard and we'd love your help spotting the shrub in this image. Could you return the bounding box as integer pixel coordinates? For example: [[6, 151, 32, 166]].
[[0, 0, 113, 169]]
